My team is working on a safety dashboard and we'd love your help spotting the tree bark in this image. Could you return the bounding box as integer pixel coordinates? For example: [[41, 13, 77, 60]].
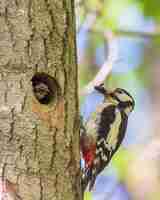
[[0, 0, 80, 200]]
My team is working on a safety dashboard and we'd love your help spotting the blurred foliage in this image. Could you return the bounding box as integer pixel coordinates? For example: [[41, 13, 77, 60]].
[[77, 0, 160, 199], [111, 148, 135, 181], [80, 0, 160, 22], [78, 0, 160, 31], [139, 0, 160, 20], [77, 0, 159, 90], [84, 191, 93, 200]]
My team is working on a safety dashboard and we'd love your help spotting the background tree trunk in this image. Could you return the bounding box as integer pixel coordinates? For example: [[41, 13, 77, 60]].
[[0, 0, 80, 200]]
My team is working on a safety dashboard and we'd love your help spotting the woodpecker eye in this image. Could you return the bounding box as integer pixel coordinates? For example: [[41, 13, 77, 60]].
[[115, 89, 123, 95], [118, 90, 123, 94], [117, 89, 124, 94]]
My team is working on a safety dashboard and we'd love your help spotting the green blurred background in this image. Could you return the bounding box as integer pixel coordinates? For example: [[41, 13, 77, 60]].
[[76, 0, 160, 199]]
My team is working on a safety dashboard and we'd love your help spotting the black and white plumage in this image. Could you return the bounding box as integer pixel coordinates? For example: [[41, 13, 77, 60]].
[[81, 85, 135, 191]]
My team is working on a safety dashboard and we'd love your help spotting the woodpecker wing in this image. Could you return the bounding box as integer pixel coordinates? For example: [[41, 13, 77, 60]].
[[86, 104, 128, 190]]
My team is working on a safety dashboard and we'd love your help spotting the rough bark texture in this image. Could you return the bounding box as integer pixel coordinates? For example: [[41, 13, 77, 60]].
[[0, 0, 80, 200]]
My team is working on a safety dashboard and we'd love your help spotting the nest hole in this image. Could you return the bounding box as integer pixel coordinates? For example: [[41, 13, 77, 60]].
[[31, 72, 61, 105]]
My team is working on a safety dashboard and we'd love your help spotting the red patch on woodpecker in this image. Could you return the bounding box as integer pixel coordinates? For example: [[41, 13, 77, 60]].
[[82, 145, 96, 168], [80, 134, 96, 168]]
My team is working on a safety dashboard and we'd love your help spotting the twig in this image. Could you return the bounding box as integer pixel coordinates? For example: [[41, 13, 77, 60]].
[[80, 31, 118, 95], [91, 28, 160, 39], [77, 10, 97, 34], [115, 29, 160, 39]]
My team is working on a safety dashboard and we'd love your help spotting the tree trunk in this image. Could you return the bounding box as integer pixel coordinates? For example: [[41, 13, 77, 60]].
[[0, 0, 80, 200]]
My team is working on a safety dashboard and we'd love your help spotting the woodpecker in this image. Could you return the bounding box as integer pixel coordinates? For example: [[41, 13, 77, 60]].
[[80, 85, 135, 191]]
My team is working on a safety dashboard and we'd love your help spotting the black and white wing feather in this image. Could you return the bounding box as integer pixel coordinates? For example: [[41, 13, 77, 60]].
[[87, 104, 128, 190]]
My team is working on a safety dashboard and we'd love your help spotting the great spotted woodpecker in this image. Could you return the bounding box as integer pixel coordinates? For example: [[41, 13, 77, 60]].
[[80, 85, 135, 191]]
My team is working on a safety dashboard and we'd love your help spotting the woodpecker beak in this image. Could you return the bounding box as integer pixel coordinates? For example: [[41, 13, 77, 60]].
[[94, 85, 114, 97], [104, 89, 113, 97]]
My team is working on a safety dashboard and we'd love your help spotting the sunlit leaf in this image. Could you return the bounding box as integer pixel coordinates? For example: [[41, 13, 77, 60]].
[[84, 191, 93, 200], [111, 148, 135, 180]]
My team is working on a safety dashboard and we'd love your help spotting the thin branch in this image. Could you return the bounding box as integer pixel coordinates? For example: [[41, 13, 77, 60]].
[[77, 10, 97, 34], [79, 26, 158, 96], [77, 2, 160, 99], [76, 0, 160, 39], [77, 5, 118, 96], [91, 28, 160, 39], [115, 29, 160, 39], [81, 31, 118, 95]]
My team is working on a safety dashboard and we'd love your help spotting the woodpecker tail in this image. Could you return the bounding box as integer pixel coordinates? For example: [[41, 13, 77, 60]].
[[82, 168, 90, 191], [81, 168, 96, 192]]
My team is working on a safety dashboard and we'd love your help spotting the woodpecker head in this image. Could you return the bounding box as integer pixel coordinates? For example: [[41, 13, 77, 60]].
[[107, 88, 135, 115], [95, 85, 135, 115]]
